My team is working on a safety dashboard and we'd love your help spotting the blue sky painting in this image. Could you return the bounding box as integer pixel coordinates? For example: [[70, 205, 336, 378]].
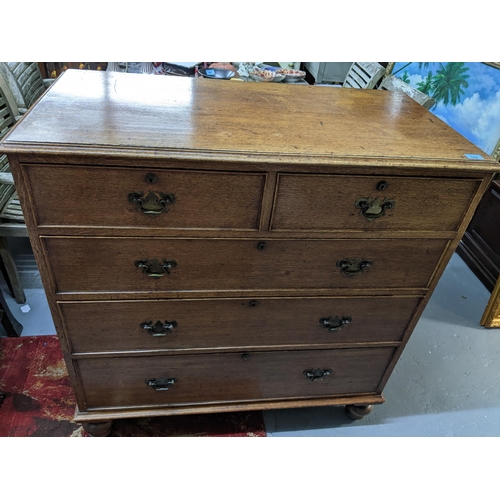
[[393, 62, 500, 156]]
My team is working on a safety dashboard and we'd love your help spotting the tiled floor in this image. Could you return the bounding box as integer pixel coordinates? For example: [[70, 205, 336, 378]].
[[2, 237, 499, 436]]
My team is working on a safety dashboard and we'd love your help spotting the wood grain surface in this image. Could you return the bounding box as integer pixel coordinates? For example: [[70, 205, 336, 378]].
[[272, 173, 480, 231], [1, 70, 497, 168], [60, 296, 420, 353], [77, 347, 396, 408], [25, 164, 265, 230], [43, 236, 449, 294]]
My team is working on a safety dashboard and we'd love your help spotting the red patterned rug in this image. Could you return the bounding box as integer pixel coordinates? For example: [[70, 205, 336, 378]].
[[0, 336, 266, 437]]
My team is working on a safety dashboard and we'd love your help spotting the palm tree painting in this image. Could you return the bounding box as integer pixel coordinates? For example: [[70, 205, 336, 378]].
[[392, 62, 500, 157], [430, 62, 469, 106], [400, 70, 411, 84], [394, 62, 470, 107], [416, 71, 433, 95]]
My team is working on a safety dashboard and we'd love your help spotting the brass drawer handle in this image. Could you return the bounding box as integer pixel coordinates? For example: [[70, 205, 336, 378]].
[[303, 369, 332, 381], [336, 258, 373, 277], [128, 190, 175, 217], [145, 377, 178, 391], [320, 315, 352, 331], [135, 258, 177, 278], [140, 320, 177, 336], [355, 197, 395, 221]]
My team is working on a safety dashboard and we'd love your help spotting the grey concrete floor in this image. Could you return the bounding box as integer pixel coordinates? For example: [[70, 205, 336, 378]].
[[263, 253, 500, 436], [1, 238, 499, 436], [0, 238, 55, 337]]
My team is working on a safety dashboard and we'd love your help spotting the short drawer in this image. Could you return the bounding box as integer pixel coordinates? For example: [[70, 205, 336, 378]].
[[77, 347, 396, 409], [43, 237, 449, 294], [24, 164, 265, 230], [61, 296, 420, 353], [271, 174, 479, 232]]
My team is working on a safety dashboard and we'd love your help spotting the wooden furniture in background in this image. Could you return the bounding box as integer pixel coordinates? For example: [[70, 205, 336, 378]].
[[457, 138, 500, 328], [42, 62, 108, 79], [457, 179, 500, 293], [0, 70, 497, 436]]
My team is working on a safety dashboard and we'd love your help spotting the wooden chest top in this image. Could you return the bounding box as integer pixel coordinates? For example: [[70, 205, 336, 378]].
[[0, 69, 497, 170]]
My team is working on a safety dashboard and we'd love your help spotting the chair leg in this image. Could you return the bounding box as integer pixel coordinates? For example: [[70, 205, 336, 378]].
[[0, 288, 23, 336], [0, 236, 26, 304]]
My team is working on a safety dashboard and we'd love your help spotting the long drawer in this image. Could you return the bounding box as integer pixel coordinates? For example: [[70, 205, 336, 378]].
[[77, 348, 396, 409], [61, 296, 420, 353], [24, 164, 265, 230], [272, 173, 479, 232], [43, 237, 448, 294]]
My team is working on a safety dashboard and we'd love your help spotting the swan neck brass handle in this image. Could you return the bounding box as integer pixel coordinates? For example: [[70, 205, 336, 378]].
[[135, 258, 177, 278], [320, 315, 352, 331], [336, 258, 373, 277], [128, 191, 175, 218], [141, 320, 177, 336], [145, 377, 178, 391], [355, 197, 395, 222], [303, 369, 332, 381]]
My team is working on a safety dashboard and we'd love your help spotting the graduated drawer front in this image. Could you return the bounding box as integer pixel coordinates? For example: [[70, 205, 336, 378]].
[[43, 237, 449, 293], [78, 348, 396, 408], [61, 296, 420, 353], [272, 174, 479, 231], [24, 164, 265, 230]]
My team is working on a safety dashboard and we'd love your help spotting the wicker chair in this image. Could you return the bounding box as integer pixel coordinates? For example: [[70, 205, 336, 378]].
[[342, 62, 386, 89], [0, 62, 53, 114], [0, 76, 29, 308]]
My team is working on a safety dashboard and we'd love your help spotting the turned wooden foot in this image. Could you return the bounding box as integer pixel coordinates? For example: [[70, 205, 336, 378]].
[[345, 404, 373, 420], [82, 420, 113, 437]]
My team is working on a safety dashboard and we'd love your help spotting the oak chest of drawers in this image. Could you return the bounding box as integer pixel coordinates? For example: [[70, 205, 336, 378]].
[[1, 70, 498, 436]]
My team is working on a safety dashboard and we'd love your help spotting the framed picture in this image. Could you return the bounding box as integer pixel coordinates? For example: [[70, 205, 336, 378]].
[[392, 62, 500, 157], [481, 275, 500, 328]]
